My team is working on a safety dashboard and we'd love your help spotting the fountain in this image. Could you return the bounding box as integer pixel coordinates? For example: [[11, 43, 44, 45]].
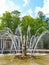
[[15, 25, 22, 54], [0, 26, 49, 65], [0, 26, 49, 59], [33, 30, 49, 53]]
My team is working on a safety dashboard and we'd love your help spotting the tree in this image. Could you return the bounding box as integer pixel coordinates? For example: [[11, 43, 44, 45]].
[[11, 10, 21, 33], [0, 10, 21, 33], [38, 11, 45, 21], [46, 17, 49, 27], [11, 10, 20, 17], [0, 10, 47, 35], [21, 15, 34, 35], [21, 15, 47, 36], [0, 11, 12, 29]]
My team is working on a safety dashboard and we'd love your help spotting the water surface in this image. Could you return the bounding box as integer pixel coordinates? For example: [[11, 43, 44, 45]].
[[0, 54, 49, 65]]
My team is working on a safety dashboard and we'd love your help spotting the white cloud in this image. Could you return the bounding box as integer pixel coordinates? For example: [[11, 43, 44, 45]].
[[35, 0, 49, 17], [20, 13, 26, 17], [20, 8, 33, 18], [0, 0, 6, 15], [35, 7, 42, 17], [0, 0, 20, 16], [28, 8, 33, 17], [23, 0, 29, 7], [6, 0, 20, 12]]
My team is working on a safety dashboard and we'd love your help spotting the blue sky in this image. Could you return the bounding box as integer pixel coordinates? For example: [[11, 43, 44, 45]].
[[0, 0, 49, 17]]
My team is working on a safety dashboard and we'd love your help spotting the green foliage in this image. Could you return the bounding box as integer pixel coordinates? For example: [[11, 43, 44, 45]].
[[21, 16, 34, 35], [0, 10, 48, 35], [0, 10, 21, 33], [11, 16, 21, 33], [38, 11, 45, 21], [11, 10, 20, 17], [0, 11, 12, 29], [21, 16, 47, 35]]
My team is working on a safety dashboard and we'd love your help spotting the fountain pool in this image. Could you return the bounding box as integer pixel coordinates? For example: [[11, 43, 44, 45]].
[[0, 53, 49, 65]]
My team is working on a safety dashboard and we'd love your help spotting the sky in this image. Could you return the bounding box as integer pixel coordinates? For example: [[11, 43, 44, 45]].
[[0, 0, 49, 17]]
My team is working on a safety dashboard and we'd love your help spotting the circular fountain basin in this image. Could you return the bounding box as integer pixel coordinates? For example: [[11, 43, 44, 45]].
[[0, 53, 49, 65]]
